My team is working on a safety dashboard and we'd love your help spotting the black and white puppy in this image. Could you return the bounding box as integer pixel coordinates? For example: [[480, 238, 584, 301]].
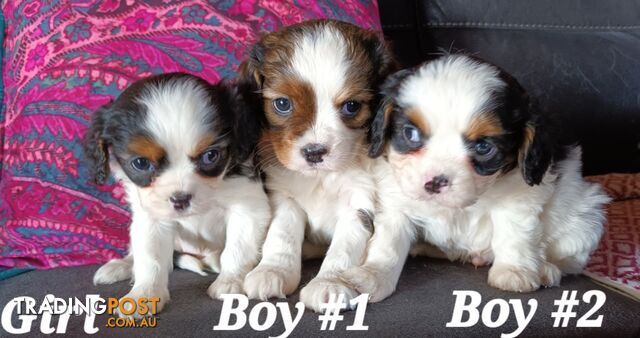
[[84, 73, 270, 316], [343, 55, 609, 301], [240, 20, 395, 312]]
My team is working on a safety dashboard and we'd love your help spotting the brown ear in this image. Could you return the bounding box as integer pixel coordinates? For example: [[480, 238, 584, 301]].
[[83, 104, 113, 184], [239, 41, 265, 90]]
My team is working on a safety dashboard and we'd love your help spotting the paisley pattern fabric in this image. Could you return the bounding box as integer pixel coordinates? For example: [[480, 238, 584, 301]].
[[0, 0, 381, 270], [585, 174, 640, 299]]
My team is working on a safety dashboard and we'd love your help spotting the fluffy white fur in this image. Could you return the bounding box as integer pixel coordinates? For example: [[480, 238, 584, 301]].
[[243, 26, 376, 312], [343, 56, 610, 302], [92, 77, 271, 317]]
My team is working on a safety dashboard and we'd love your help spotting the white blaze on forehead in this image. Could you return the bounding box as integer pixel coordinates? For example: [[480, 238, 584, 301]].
[[137, 78, 215, 161], [290, 26, 349, 132], [398, 55, 505, 135]]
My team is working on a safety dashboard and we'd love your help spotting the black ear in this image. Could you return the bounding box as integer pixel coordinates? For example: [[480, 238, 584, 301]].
[[368, 68, 413, 158], [520, 112, 556, 186], [216, 80, 263, 164], [238, 40, 265, 90], [83, 104, 113, 185]]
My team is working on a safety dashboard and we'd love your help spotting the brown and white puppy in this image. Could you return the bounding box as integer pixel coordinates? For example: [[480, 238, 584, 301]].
[[84, 73, 271, 317], [240, 20, 395, 312], [342, 55, 609, 302]]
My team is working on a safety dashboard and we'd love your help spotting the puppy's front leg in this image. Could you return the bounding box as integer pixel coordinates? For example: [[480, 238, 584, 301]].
[[243, 192, 306, 300], [208, 197, 270, 299], [120, 211, 174, 318], [341, 211, 414, 303], [299, 189, 375, 312], [488, 206, 551, 292]]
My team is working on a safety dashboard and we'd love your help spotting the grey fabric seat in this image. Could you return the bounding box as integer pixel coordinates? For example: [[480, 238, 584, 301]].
[[1, 257, 638, 337]]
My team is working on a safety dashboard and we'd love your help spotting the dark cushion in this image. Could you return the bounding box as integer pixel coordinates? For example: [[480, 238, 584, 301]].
[[379, 0, 640, 175], [1, 258, 639, 336]]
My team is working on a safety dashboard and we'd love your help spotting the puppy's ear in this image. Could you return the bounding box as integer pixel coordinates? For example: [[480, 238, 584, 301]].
[[519, 112, 555, 186], [239, 41, 265, 90], [369, 69, 412, 158], [364, 33, 398, 84], [216, 80, 263, 163], [83, 104, 113, 185]]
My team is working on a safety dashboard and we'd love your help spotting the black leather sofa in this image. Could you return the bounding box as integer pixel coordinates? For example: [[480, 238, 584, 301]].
[[380, 0, 640, 175], [1, 1, 638, 337]]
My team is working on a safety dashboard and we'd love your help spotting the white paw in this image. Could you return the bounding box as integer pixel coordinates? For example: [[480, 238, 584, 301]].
[[341, 266, 394, 303], [488, 264, 540, 292], [208, 275, 244, 299], [117, 286, 169, 319], [540, 262, 562, 287], [243, 266, 299, 300], [93, 258, 132, 285], [299, 276, 359, 313]]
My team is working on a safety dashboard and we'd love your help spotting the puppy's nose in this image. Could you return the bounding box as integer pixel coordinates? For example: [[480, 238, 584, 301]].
[[301, 143, 329, 164], [170, 192, 192, 211], [424, 175, 450, 194]]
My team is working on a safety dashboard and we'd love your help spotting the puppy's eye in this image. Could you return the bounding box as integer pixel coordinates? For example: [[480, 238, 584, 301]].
[[474, 140, 497, 158], [200, 149, 220, 166], [131, 157, 154, 171], [340, 100, 361, 118], [272, 97, 292, 115], [403, 124, 422, 144]]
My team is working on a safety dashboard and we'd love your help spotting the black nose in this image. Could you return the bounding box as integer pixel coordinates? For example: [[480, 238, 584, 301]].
[[170, 192, 192, 211], [424, 175, 450, 194], [301, 143, 329, 164]]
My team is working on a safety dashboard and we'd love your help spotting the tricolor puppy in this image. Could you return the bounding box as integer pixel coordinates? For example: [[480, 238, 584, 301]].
[[240, 20, 395, 312], [343, 55, 609, 301], [84, 73, 270, 316]]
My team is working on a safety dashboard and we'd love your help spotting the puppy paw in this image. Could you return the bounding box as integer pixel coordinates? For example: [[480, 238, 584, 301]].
[[540, 262, 562, 287], [93, 258, 132, 285], [243, 266, 299, 300], [488, 264, 540, 293], [208, 275, 244, 299], [299, 276, 359, 313], [117, 286, 169, 319], [340, 266, 394, 303]]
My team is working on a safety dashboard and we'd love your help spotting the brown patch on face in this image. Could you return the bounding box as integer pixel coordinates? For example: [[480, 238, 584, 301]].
[[334, 84, 374, 129], [406, 108, 430, 136], [465, 113, 504, 140], [261, 77, 316, 166], [128, 135, 165, 163], [190, 133, 217, 158]]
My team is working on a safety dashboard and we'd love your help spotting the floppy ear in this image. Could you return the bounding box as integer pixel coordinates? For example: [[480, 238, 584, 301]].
[[368, 69, 412, 158], [238, 40, 265, 90], [83, 104, 113, 185], [216, 80, 263, 164], [519, 106, 555, 186], [367, 34, 398, 83]]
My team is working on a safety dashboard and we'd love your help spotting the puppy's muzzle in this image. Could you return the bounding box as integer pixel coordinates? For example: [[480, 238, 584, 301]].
[[170, 192, 192, 211], [301, 143, 329, 164], [424, 175, 450, 194]]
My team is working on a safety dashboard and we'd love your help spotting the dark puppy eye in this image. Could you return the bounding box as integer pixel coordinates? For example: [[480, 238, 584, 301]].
[[272, 97, 292, 116], [403, 124, 422, 144], [474, 139, 497, 158], [131, 157, 154, 171], [340, 100, 361, 118], [200, 149, 220, 166]]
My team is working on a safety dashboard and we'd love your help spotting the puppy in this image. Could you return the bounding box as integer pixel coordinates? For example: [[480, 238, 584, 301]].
[[239, 20, 395, 312], [343, 55, 609, 302], [84, 73, 271, 316]]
